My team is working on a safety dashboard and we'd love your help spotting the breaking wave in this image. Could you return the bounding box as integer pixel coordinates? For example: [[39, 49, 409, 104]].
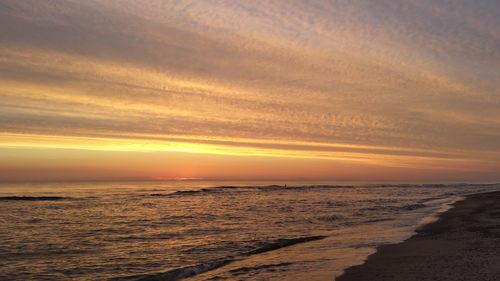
[[244, 236, 326, 256], [0, 196, 67, 201], [119, 236, 326, 281], [149, 185, 356, 198]]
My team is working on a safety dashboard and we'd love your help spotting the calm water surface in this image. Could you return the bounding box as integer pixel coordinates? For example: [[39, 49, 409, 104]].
[[1, 181, 499, 280]]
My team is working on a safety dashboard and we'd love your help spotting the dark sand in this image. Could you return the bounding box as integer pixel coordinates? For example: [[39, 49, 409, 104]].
[[337, 191, 500, 281]]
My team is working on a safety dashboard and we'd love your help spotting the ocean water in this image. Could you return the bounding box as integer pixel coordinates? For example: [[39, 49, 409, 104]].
[[1, 181, 499, 281]]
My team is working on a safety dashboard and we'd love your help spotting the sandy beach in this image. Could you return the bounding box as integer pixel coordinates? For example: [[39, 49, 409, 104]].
[[337, 191, 500, 281]]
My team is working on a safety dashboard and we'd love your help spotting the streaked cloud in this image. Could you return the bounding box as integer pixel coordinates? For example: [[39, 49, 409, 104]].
[[0, 0, 499, 180]]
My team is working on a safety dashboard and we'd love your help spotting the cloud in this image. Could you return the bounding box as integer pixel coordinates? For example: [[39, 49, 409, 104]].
[[0, 0, 499, 178]]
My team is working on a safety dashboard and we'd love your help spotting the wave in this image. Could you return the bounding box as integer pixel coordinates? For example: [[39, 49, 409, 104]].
[[243, 235, 326, 256], [366, 183, 500, 189], [360, 203, 427, 213], [149, 187, 247, 197], [132, 258, 234, 281], [316, 214, 344, 222], [229, 262, 293, 276], [150, 185, 356, 198], [362, 218, 394, 224], [256, 185, 354, 192], [403, 203, 427, 210], [149, 183, 500, 198], [0, 196, 67, 201], [118, 236, 325, 281], [149, 190, 198, 196]]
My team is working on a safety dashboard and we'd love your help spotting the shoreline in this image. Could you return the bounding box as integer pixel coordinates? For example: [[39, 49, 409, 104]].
[[337, 191, 500, 281]]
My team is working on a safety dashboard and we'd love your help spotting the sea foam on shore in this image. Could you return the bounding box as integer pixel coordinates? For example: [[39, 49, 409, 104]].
[[338, 191, 500, 281]]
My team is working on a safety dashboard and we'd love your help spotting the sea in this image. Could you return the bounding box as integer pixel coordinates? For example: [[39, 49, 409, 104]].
[[1, 181, 499, 281]]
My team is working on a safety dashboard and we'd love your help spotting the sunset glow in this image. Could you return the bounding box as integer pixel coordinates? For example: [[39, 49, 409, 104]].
[[0, 0, 499, 181]]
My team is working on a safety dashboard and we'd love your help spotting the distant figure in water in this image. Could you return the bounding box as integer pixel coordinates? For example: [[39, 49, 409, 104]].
[[284, 184, 287, 188]]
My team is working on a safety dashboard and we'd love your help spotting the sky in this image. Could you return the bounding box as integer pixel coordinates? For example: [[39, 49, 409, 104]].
[[0, 0, 499, 182]]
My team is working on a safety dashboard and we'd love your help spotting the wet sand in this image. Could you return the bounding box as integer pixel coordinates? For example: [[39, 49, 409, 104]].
[[337, 191, 500, 281]]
